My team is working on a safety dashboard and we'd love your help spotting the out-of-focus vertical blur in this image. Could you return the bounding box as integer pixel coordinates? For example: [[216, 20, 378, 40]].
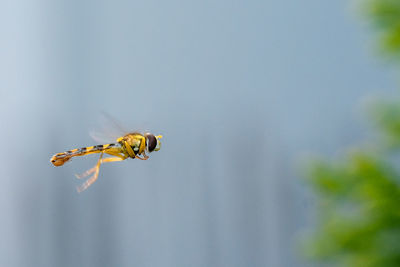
[[0, 1, 395, 266], [305, 1, 400, 267]]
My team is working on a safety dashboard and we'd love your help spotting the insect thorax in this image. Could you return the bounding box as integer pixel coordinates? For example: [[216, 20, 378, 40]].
[[119, 133, 145, 157]]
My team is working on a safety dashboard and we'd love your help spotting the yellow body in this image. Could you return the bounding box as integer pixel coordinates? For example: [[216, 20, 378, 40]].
[[50, 132, 162, 192]]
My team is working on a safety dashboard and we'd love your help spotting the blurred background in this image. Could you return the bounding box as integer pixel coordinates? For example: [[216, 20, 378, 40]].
[[0, 0, 398, 266]]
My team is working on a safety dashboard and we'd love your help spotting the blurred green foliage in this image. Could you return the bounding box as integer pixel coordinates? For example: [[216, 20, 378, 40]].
[[366, 0, 400, 56], [306, 1, 400, 266], [306, 151, 400, 266]]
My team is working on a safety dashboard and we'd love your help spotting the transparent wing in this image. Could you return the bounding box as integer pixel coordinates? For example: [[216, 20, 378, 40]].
[[99, 111, 129, 134], [89, 131, 121, 144], [89, 111, 153, 143], [89, 112, 129, 143]]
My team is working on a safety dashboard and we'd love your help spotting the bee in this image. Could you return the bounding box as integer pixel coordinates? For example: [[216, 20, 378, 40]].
[[50, 132, 162, 192]]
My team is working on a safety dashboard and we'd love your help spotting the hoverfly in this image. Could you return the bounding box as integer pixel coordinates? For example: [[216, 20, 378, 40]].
[[50, 132, 162, 192]]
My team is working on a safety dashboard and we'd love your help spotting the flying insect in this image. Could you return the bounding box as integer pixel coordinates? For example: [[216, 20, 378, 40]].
[[50, 132, 162, 192]]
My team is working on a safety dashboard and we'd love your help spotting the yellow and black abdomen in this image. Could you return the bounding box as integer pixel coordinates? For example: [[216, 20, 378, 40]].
[[50, 143, 119, 166]]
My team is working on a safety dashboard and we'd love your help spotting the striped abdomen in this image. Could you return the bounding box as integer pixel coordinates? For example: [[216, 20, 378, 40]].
[[50, 143, 118, 166]]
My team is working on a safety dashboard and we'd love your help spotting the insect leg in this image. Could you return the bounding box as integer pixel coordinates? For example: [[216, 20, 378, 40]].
[[100, 156, 127, 163], [75, 153, 127, 179], [135, 154, 149, 160], [123, 140, 136, 158], [76, 152, 104, 192], [104, 150, 128, 158], [76, 154, 128, 192], [75, 166, 97, 179]]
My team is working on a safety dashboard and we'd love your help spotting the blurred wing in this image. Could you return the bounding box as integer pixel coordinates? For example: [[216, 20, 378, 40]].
[[99, 111, 129, 134], [89, 112, 128, 143], [89, 131, 121, 144]]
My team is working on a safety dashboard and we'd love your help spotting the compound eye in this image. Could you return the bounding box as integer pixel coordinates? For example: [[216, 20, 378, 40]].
[[146, 134, 157, 152]]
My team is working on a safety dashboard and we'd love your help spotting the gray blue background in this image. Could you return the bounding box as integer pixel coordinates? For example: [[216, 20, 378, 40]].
[[0, 1, 395, 266]]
